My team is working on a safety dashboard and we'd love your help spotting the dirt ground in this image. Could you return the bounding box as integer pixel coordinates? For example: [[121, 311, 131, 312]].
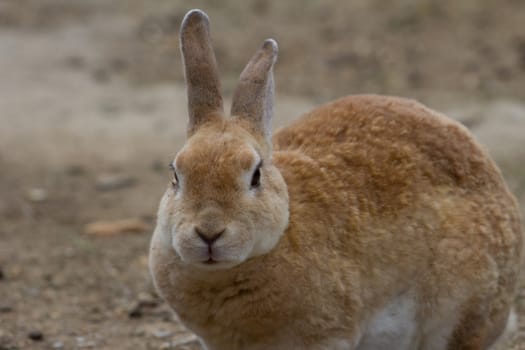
[[1, 1, 524, 349]]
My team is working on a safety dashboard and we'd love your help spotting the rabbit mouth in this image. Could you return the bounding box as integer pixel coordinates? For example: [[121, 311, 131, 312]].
[[203, 257, 218, 265], [194, 255, 244, 270], [200, 254, 231, 266]]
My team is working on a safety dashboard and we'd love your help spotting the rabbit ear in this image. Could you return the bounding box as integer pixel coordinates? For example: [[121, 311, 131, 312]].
[[180, 9, 223, 135], [231, 39, 278, 140]]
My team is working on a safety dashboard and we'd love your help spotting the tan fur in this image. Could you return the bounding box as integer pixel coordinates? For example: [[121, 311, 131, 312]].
[[179, 10, 223, 135], [149, 9, 523, 350]]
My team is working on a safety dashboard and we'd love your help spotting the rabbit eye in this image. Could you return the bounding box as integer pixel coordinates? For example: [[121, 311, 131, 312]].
[[250, 162, 262, 189], [169, 163, 179, 188]]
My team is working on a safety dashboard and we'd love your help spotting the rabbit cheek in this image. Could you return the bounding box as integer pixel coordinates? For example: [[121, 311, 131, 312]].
[[218, 223, 257, 262], [251, 225, 285, 257], [249, 186, 289, 257], [171, 226, 209, 264]]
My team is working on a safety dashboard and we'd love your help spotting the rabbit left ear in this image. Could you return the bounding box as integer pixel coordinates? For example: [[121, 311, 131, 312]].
[[180, 9, 224, 135], [231, 39, 278, 141]]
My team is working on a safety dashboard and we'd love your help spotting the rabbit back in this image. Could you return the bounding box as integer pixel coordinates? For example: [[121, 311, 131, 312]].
[[271, 94, 523, 349]]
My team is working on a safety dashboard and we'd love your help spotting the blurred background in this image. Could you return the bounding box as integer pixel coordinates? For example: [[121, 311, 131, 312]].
[[0, 0, 524, 349]]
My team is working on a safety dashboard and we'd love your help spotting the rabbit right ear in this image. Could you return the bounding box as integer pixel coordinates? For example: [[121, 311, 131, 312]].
[[180, 9, 224, 135], [231, 39, 278, 142]]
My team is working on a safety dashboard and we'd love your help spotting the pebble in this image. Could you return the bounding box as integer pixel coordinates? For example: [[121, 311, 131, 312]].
[[76, 336, 96, 348], [96, 173, 136, 191], [137, 292, 159, 307], [152, 329, 173, 339], [159, 334, 200, 349], [26, 187, 48, 202], [128, 305, 142, 318], [92, 68, 110, 83], [127, 294, 160, 319], [159, 342, 170, 349], [64, 55, 86, 70], [65, 164, 86, 176], [0, 305, 13, 313], [52, 340, 64, 349], [84, 218, 149, 236], [25, 287, 41, 297], [0, 266, 4, 280], [28, 330, 44, 341], [6, 265, 21, 279]]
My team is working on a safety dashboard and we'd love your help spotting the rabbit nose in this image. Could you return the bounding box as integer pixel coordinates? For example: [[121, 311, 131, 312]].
[[195, 227, 225, 246]]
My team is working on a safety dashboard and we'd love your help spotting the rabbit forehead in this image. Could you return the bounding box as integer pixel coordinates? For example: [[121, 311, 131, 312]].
[[175, 125, 261, 184]]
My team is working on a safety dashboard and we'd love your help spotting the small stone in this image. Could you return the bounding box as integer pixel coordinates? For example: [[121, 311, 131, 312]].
[[28, 330, 44, 341], [26, 287, 41, 297], [26, 188, 48, 202], [170, 333, 199, 347], [128, 305, 142, 319], [76, 336, 96, 348], [137, 292, 159, 307], [92, 68, 110, 83], [152, 329, 173, 339], [76, 336, 85, 343], [0, 305, 13, 313], [109, 57, 128, 73], [84, 218, 149, 236], [64, 55, 86, 70], [0, 266, 4, 280], [100, 101, 120, 115], [52, 340, 64, 349], [6, 265, 21, 278], [127, 293, 160, 319], [160, 342, 172, 350], [66, 164, 86, 176], [96, 173, 136, 191]]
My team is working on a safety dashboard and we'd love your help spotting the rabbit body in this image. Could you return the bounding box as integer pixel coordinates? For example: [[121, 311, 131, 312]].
[[149, 10, 523, 350]]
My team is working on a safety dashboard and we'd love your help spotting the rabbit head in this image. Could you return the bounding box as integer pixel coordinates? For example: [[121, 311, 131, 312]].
[[159, 10, 289, 271]]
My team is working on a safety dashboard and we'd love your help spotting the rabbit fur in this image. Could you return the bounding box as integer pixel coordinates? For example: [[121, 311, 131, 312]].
[[149, 9, 523, 350]]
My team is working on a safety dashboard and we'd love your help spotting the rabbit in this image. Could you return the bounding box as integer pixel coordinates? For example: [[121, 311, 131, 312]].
[[149, 9, 523, 350]]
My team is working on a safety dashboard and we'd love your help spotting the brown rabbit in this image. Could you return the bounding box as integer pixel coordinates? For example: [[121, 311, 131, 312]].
[[149, 9, 523, 350]]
